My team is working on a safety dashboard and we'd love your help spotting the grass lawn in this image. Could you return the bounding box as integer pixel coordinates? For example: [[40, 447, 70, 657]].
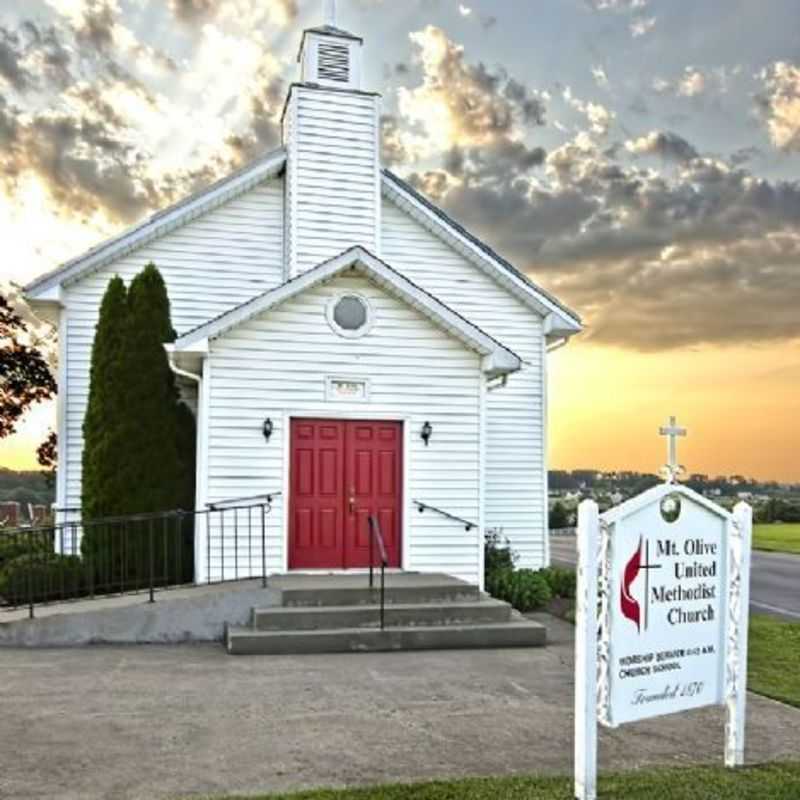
[[210, 764, 800, 799], [753, 523, 800, 555], [748, 614, 800, 708]]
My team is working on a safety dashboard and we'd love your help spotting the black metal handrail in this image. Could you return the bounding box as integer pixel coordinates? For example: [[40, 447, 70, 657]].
[[413, 500, 477, 531], [206, 493, 282, 510], [367, 515, 388, 630], [0, 500, 274, 619]]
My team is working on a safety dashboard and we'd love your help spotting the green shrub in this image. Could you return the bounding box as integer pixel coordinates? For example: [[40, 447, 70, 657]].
[[0, 530, 53, 569], [0, 553, 88, 606], [484, 530, 516, 580], [487, 568, 552, 612], [540, 566, 576, 599]]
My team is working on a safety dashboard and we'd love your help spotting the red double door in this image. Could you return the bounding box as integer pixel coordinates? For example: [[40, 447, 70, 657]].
[[289, 419, 403, 570]]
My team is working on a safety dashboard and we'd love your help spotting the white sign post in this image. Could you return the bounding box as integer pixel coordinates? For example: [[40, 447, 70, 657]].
[[574, 419, 753, 800]]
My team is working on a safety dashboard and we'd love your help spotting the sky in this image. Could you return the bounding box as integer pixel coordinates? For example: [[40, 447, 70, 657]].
[[0, 0, 799, 482]]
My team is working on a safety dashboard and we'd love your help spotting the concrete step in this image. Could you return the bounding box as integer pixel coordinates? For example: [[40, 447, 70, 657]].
[[252, 599, 512, 631], [278, 581, 480, 608], [226, 618, 546, 656]]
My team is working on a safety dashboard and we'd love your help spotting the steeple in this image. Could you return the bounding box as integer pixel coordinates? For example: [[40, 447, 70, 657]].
[[282, 1, 381, 278], [298, 1, 364, 90]]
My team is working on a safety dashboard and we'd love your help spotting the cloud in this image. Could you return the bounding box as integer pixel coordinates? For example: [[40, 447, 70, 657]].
[[0, 21, 72, 93], [0, 26, 34, 92], [629, 16, 656, 37], [678, 68, 706, 97], [757, 61, 800, 152], [397, 26, 546, 157], [0, 16, 281, 226], [74, 0, 118, 51], [563, 87, 615, 137], [168, 0, 216, 23], [0, 88, 159, 223], [592, 65, 610, 89], [652, 65, 740, 101], [222, 64, 284, 162], [653, 67, 706, 97], [392, 119, 800, 350], [167, 0, 298, 27], [586, 0, 648, 10], [625, 130, 699, 162], [380, 114, 410, 167]]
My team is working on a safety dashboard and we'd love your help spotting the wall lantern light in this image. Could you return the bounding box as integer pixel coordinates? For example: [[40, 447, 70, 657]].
[[263, 418, 274, 442], [421, 421, 433, 447]]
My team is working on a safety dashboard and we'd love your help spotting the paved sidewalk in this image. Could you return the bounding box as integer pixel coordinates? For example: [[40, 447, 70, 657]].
[[1, 616, 798, 800]]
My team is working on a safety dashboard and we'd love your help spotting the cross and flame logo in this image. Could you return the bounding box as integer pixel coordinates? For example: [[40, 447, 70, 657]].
[[620, 536, 661, 633]]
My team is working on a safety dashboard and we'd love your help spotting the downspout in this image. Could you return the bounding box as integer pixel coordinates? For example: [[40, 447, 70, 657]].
[[167, 350, 202, 385], [166, 348, 206, 582]]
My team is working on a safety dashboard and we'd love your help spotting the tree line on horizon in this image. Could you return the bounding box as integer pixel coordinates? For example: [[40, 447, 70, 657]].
[[549, 470, 799, 495]]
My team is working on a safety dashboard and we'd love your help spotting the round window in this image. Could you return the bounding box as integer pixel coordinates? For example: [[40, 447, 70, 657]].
[[327, 294, 373, 338]]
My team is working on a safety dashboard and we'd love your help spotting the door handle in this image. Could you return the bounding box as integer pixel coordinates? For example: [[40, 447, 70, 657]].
[[349, 497, 355, 513]]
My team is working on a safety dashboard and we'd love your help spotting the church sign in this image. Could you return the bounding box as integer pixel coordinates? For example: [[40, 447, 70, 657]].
[[574, 418, 753, 800]]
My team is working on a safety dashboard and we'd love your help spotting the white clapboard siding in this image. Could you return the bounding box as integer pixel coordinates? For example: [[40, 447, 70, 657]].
[[59, 179, 285, 520], [381, 197, 548, 569], [284, 86, 379, 276], [205, 273, 483, 585]]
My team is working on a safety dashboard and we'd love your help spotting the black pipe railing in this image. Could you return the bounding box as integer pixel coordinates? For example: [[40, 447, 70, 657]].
[[413, 500, 477, 531], [206, 493, 282, 510], [0, 499, 274, 618], [368, 515, 388, 630]]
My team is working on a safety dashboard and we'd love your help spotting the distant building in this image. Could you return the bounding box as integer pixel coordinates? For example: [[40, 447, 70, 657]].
[[0, 501, 21, 528]]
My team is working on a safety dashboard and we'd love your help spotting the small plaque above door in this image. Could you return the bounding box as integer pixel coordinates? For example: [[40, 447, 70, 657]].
[[326, 377, 370, 402]]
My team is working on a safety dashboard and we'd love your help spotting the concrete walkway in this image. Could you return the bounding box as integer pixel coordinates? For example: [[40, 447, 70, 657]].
[[0, 616, 798, 800]]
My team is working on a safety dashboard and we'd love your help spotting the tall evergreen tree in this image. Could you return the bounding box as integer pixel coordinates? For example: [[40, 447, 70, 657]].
[[81, 276, 131, 521], [125, 263, 181, 515], [82, 265, 196, 584]]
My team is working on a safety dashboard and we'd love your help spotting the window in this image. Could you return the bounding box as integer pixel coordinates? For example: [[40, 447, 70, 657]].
[[327, 293, 373, 338]]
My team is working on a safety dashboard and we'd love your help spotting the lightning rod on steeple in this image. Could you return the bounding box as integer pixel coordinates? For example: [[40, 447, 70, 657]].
[[324, 0, 337, 26]]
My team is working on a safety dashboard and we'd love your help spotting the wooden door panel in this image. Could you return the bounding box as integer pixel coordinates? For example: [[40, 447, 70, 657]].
[[289, 420, 346, 569], [344, 421, 402, 569]]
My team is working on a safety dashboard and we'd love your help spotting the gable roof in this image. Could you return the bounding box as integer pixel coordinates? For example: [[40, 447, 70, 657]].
[[381, 170, 582, 337], [172, 246, 522, 377], [24, 147, 287, 299]]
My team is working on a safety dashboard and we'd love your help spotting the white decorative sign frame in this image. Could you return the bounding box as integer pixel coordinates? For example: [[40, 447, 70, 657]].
[[574, 484, 752, 800]]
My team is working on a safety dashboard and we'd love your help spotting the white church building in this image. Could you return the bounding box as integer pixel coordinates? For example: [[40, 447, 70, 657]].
[[25, 10, 581, 589]]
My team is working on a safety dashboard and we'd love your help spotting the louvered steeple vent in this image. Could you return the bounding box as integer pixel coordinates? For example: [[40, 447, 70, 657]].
[[282, 0, 380, 278], [298, 0, 363, 90]]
